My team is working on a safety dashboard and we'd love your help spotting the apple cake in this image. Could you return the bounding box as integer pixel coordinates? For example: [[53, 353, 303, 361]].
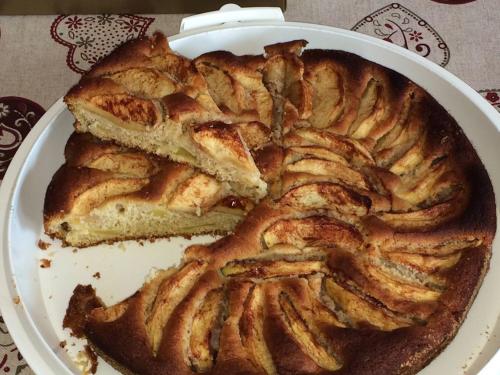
[[64, 33, 270, 201], [44, 132, 253, 247], [63, 33, 496, 375]]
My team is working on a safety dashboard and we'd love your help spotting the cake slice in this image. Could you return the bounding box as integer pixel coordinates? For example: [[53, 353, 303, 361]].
[[43, 132, 253, 247], [64, 32, 270, 200]]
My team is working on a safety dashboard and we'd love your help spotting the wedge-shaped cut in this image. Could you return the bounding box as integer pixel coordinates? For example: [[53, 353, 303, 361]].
[[221, 258, 327, 279], [69, 89, 269, 198], [262, 216, 362, 249], [280, 182, 371, 216], [65, 34, 267, 201], [324, 278, 412, 330], [44, 133, 250, 247]]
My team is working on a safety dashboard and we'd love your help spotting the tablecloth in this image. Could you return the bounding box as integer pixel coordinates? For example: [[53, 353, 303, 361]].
[[0, 0, 499, 373]]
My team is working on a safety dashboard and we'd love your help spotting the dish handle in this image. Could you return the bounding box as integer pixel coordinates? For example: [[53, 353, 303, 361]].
[[179, 3, 285, 33]]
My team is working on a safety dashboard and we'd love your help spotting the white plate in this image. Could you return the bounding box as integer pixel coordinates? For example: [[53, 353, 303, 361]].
[[1, 7, 500, 375]]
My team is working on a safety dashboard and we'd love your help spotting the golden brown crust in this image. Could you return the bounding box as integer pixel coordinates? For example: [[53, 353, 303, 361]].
[[44, 165, 118, 223], [44, 133, 250, 247], [85, 32, 172, 78], [62, 34, 496, 375]]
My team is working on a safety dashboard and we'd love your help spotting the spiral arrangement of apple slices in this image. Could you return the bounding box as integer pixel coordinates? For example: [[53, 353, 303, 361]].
[[65, 35, 495, 375]]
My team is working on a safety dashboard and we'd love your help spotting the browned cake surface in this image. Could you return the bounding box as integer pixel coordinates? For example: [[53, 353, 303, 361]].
[[64, 32, 271, 200], [63, 33, 496, 375], [44, 132, 253, 247]]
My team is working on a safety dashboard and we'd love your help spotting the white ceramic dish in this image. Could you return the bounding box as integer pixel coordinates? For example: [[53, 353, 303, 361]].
[[1, 5, 499, 375]]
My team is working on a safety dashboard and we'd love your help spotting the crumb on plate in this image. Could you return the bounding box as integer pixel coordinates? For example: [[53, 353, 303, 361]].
[[37, 239, 50, 250]]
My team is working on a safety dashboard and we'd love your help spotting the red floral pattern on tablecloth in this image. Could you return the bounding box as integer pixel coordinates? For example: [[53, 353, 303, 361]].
[[0, 97, 45, 180], [479, 89, 500, 112], [50, 14, 155, 74], [1, 317, 32, 374], [352, 3, 450, 67]]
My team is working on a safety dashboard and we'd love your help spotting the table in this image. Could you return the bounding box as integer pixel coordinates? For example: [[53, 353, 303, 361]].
[[0, 0, 498, 373]]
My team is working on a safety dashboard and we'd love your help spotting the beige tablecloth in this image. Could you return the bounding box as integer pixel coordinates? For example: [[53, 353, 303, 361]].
[[0, 0, 499, 373]]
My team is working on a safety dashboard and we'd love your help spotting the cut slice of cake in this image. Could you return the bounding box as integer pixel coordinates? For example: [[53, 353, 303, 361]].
[[43, 132, 253, 247], [64, 32, 270, 200]]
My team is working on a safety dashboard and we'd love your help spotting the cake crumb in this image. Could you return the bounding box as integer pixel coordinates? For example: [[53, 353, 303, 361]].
[[12, 296, 20, 304], [72, 248, 78, 253], [74, 346, 98, 374], [92, 272, 101, 279], [40, 259, 51, 268], [59, 340, 67, 349], [37, 239, 50, 250], [63, 285, 102, 338], [85, 345, 98, 374]]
